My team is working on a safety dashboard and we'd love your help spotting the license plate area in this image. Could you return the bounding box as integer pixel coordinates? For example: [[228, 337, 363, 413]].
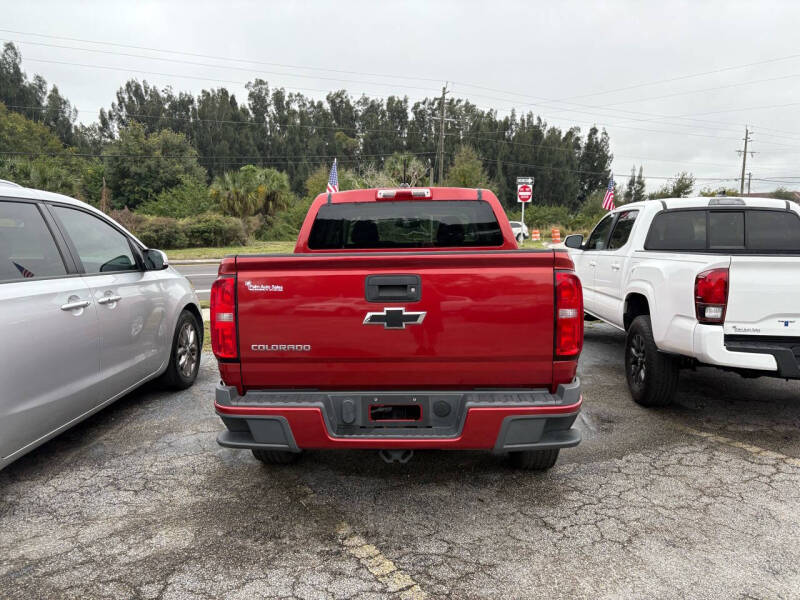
[[362, 395, 429, 428], [369, 404, 421, 422]]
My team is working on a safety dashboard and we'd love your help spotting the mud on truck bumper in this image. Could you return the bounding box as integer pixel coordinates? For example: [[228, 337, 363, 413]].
[[214, 378, 582, 453]]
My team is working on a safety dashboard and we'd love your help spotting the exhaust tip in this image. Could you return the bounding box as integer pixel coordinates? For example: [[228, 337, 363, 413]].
[[378, 449, 414, 464]]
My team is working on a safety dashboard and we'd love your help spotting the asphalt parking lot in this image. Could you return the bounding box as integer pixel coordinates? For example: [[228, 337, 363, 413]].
[[2, 322, 800, 599]]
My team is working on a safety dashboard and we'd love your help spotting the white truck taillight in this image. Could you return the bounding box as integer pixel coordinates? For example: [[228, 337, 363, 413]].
[[211, 275, 238, 359], [695, 268, 728, 325], [555, 271, 584, 359]]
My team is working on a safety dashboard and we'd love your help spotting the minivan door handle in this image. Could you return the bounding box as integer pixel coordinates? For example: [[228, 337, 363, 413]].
[[365, 275, 422, 303], [97, 294, 122, 305], [611, 263, 621, 271], [61, 299, 91, 311]]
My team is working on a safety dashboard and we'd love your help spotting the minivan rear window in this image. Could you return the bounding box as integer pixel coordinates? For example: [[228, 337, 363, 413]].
[[307, 200, 504, 249], [645, 208, 800, 253]]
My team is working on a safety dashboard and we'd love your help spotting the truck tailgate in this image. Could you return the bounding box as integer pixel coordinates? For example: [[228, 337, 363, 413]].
[[726, 256, 800, 337], [234, 251, 556, 390]]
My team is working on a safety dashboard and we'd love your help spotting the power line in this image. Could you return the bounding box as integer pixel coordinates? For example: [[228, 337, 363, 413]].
[[7, 102, 798, 172], [17, 45, 800, 151], [10, 29, 800, 149], [550, 52, 800, 102], [0, 149, 751, 182], [2, 37, 443, 95], [0, 29, 446, 85]]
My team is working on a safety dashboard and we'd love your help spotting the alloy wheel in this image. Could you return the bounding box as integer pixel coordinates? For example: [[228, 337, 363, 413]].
[[176, 322, 199, 378]]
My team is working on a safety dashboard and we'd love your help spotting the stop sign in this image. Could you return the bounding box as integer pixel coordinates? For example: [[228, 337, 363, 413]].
[[517, 184, 532, 203]]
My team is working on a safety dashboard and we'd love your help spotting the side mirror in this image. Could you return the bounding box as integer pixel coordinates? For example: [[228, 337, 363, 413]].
[[564, 234, 584, 249], [143, 248, 169, 270]]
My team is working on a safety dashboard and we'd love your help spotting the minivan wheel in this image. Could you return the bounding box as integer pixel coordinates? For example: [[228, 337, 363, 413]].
[[516, 233, 524, 243], [625, 315, 679, 407], [252, 449, 301, 465], [508, 449, 560, 470], [160, 310, 201, 389]]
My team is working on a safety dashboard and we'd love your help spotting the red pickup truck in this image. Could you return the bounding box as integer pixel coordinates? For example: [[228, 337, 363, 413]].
[[211, 187, 583, 469]]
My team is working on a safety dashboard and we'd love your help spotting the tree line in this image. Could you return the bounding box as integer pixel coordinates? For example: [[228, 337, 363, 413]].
[[0, 42, 614, 213]]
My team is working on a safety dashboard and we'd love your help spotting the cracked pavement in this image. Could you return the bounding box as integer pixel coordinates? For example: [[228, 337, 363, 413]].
[[2, 322, 800, 599]]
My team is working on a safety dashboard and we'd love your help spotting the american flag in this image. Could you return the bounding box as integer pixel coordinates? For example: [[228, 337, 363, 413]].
[[326, 159, 339, 193], [602, 177, 615, 211], [13, 262, 34, 278]]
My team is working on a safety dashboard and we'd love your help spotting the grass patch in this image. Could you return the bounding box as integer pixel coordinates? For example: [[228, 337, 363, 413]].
[[518, 239, 549, 249], [167, 240, 295, 260], [169, 238, 556, 261], [202, 320, 211, 352]]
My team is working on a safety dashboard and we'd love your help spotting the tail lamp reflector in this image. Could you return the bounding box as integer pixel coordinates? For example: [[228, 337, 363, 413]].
[[210, 276, 238, 359], [555, 271, 584, 359], [695, 268, 728, 325]]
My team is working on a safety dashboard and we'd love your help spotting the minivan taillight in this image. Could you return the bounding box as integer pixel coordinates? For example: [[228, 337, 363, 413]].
[[211, 276, 238, 359], [695, 268, 728, 325], [555, 271, 583, 359]]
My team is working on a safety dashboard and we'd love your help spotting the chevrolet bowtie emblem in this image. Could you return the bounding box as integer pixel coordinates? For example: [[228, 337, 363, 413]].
[[363, 307, 426, 330]]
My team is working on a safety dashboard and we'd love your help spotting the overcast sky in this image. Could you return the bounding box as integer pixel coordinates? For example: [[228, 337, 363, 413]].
[[4, 0, 800, 193]]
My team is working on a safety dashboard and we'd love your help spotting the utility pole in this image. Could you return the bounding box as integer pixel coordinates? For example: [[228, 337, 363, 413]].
[[747, 171, 752, 195], [428, 159, 433, 187], [438, 84, 448, 185], [737, 126, 756, 195]]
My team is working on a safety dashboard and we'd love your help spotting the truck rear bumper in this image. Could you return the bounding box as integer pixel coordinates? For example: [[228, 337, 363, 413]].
[[693, 325, 779, 372], [214, 379, 582, 453]]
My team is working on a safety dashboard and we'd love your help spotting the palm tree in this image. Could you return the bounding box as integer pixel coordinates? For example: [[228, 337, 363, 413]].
[[210, 166, 291, 220]]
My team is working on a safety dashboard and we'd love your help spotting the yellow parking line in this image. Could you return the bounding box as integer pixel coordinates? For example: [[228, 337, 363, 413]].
[[679, 425, 800, 468], [290, 482, 426, 598], [337, 523, 427, 599]]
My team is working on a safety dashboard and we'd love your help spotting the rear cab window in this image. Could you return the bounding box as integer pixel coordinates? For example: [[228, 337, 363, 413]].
[[645, 207, 800, 253], [0, 200, 67, 283], [307, 200, 504, 249]]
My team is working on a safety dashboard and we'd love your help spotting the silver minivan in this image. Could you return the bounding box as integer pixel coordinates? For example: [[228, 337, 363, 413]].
[[0, 182, 202, 470]]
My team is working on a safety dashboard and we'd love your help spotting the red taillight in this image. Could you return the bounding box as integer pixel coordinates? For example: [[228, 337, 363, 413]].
[[695, 268, 728, 325], [555, 271, 584, 359], [211, 276, 238, 359]]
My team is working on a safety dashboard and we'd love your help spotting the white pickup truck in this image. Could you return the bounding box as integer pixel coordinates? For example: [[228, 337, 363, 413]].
[[565, 196, 800, 406]]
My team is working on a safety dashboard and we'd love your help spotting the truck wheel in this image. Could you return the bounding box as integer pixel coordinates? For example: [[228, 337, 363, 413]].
[[159, 310, 201, 390], [625, 315, 679, 407], [252, 449, 301, 465], [509, 449, 559, 470]]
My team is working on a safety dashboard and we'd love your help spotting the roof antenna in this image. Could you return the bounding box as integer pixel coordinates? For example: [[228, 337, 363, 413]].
[[399, 156, 411, 188]]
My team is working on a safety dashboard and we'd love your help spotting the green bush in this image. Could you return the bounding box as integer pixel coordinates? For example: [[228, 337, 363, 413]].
[[138, 178, 217, 219], [136, 216, 187, 249], [260, 197, 313, 241], [180, 213, 247, 247]]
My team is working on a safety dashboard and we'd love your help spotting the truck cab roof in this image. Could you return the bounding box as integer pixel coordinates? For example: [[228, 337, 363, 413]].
[[614, 196, 798, 212]]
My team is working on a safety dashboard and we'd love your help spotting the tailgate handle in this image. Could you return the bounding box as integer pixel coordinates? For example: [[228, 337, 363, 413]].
[[365, 275, 421, 303]]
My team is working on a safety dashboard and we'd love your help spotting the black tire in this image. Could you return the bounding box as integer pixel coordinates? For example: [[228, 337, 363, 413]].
[[159, 309, 201, 390], [252, 448, 301, 465], [508, 449, 560, 470], [625, 315, 679, 407], [516, 233, 524, 243]]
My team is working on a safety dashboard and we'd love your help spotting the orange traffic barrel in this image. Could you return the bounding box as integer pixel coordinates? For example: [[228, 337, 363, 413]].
[[532, 229, 541, 241], [551, 228, 561, 243]]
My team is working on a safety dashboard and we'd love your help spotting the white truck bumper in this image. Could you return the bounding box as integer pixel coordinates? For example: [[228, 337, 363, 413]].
[[692, 324, 778, 372]]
